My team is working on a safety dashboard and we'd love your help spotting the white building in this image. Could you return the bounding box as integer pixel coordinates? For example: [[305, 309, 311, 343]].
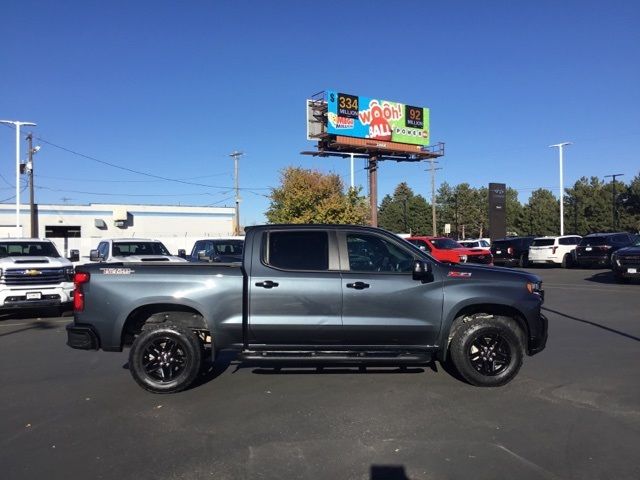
[[0, 203, 236, 258]]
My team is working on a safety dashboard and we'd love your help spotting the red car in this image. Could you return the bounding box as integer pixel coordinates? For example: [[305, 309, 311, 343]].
[[406, 236, 493, 265]]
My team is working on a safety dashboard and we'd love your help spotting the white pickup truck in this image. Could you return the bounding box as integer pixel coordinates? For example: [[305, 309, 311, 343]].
[[0, 238, 77, 311], [89, 238, 187, 263]]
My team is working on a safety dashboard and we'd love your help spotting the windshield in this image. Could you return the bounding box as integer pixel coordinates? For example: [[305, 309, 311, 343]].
[[211, 240, 244, 256], [460, 241, 478, 248], [113, 242, 171, 256], [532, 239, 555, 246], [430, 238, 463, 250], [0, 242, 61, 258]]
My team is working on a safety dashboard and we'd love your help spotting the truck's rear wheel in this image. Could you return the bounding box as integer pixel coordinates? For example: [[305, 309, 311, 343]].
[[129, 323, 202, 393], [449, 316, 524, 387]]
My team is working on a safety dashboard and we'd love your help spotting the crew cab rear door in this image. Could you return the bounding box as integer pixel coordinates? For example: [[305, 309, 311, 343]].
[[247, 229, 343, 345], [338, 230, 443, 346]]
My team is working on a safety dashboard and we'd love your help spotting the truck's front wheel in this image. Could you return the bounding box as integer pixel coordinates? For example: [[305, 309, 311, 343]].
[[449, 316, 524, 387], [129, 324, 202, 394]]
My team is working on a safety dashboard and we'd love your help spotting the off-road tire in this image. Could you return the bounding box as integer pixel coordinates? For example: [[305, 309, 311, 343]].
[[129, 323, 203, 394], [449, 316, 525, 387]]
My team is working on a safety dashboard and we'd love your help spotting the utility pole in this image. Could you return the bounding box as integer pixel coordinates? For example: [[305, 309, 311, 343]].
[[26, 133, 40, 237], [368, 156, 379, 227], [605, 173, 624, 230], [427, 159, 442, 236], [229, 151, 244, 235]]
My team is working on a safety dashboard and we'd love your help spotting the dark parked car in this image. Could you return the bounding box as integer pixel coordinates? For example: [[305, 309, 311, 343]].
[[491, 237, 535, 267], [574, 232, 635, 268], [611, 237, 640, 282], [188, 238, 244, 263]]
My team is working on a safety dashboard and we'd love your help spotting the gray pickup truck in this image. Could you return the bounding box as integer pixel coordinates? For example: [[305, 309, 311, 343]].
[[66, 224, 547, 393]]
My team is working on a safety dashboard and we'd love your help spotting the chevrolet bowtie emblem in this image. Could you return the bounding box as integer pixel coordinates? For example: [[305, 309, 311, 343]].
[[24, 269, 42, 276]]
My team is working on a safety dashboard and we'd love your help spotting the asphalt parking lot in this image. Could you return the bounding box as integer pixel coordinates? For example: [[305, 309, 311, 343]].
[[1, 268, 639, 480]]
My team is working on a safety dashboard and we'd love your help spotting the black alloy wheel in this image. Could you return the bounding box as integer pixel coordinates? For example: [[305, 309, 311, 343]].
[[468, 332, 511, 376], [142, 337, 188, 383]]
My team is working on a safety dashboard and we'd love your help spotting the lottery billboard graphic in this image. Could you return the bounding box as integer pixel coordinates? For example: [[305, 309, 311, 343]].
[[326, 90, 430, 146]]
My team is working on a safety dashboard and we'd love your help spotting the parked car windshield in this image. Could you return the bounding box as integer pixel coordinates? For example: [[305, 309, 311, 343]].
[[0, 241, 61, 258], [532, 239, 555, 246], [211, 240, 243, 256], [113, 242, 171, 256], [430, 238, 463, 250]]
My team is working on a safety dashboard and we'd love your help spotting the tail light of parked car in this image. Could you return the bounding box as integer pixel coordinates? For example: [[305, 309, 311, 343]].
[[552, 246, 558, 254], [73, 272, 90, 312], [507, 247, 514, 255]]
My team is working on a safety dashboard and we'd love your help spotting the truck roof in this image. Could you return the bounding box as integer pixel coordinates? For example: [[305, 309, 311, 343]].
[[0, 238, 52, 242]]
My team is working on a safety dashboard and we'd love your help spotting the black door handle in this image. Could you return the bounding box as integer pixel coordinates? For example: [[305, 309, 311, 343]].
[[346, 281, 370, 290], [255, 280, 279, 289]]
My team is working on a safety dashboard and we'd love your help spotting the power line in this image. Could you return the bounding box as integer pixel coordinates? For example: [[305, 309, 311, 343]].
[[35, 185, 226, 198], [34, 135, 270, 190], [34, 172, 233, 184]]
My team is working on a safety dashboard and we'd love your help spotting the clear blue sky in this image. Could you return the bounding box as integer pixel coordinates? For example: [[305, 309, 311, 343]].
[[1, 0, 638, 225]]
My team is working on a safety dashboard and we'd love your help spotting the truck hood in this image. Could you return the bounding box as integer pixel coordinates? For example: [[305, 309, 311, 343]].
[[442, 261, 541, 284], [110, 255, 188, 263], [616, 246, 640, 256], [0, 256, 73, 268]]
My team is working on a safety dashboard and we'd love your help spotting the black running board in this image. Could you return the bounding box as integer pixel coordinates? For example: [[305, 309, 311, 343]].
[[238, 349, 432, 366]]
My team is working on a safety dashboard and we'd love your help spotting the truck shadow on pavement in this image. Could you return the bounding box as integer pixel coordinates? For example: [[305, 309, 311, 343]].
[[370, 465, 412, 480], [542, 306, 640, 342], [0, 319, 62, 338], [0, 307, 72, 321]]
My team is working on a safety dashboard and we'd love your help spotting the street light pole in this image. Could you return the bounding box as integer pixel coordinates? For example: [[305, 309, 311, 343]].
[[229, 150, 244, 236], [605, 173, 624, 230], [1, 120, 37, 236], [549, 142, 571, 236]]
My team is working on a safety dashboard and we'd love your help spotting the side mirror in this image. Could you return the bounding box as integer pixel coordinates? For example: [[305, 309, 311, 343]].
[[412, 260, 432, 281], [89, 249, 103, 262], [68, 249, 80, 262], [177, 249, 186, 259]]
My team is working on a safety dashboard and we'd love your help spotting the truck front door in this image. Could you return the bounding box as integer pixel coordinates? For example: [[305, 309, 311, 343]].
[[248, 229, 343, 345], [339, 231, 443, 347]]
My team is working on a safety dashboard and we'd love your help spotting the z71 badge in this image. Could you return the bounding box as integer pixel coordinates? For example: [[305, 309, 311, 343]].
[[100, 268, 135, 275], [448, 271, 472, 278]]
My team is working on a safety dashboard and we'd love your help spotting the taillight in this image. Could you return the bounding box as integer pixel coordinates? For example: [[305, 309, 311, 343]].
[[73, 272, 90, 312], [552, 246, 558, 254], [507, 247, 514, 255]]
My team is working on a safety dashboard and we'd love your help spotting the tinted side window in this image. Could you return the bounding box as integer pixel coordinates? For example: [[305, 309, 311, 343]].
[[348, 233, 414, 273], [559, 237, 572, 245], [98, 242, 108, 257], [266, 231, 328, 271]]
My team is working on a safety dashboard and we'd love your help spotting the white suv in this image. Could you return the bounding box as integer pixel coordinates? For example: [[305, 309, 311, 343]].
[[458, 239, 491, 251], [528, 235, 582, 268]]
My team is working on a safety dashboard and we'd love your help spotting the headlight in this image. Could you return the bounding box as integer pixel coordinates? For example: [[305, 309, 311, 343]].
[[526, 281, 543, 295], [459, 255, 468, 263], [64, 267, 75, 281], [611, 254, 621, 267]]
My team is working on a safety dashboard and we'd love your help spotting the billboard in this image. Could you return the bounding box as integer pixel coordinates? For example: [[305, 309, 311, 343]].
[[326, 90, 430, 146], [488, 183, 507, 240]]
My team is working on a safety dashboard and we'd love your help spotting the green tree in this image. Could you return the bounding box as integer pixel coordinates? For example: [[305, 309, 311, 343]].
[[266, 167, 369, 224], [378, 182, 431, 234], [564, 177, 611, 234], [620, 172, 640, 233], [518, 189, 560, 236]]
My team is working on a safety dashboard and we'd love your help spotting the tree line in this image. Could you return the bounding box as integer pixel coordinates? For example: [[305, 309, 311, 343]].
[[266, 167, 640, 238]]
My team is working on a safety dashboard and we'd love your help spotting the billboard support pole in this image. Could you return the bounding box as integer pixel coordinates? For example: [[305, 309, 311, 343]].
[[368, 155, 378, 227]]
